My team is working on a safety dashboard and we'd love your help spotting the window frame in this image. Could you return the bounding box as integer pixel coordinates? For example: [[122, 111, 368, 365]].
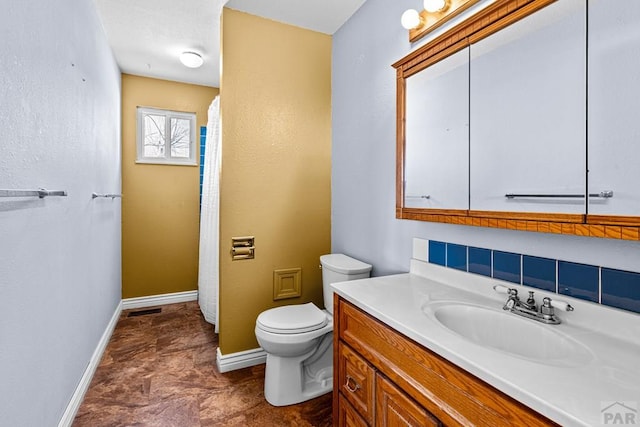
[[136, 106, 197, 166]]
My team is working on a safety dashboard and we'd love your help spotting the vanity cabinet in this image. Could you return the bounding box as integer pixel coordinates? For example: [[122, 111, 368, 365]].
[[376, 375, 441, 427], [338, 342, 375, 425], [333, 295, 558, 426], [587, 0, 640, 220], [338, 340, 440, 427], [338, 394, 368, 427]]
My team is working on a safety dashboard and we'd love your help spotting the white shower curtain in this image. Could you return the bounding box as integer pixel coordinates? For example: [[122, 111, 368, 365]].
[[198, 96, 221, 332]]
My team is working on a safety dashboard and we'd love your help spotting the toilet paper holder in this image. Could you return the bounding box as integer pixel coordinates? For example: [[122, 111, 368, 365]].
[[231, 236, 255, 260]]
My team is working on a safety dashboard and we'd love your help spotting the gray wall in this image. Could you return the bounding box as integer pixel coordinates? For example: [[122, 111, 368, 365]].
[[0, 0, 121, 425], [331, 0, 640, 276]]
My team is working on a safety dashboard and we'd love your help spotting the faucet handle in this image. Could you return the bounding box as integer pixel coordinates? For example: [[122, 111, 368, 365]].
[[493, 284, 515, 295], [541, 297, 555, 316], [494, 285, 519, 311], [525, 291, 537, 310], [541, 296, 575, 314], [547, 297, 574, 312]]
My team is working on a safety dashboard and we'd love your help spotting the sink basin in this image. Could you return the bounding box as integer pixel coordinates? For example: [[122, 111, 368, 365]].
[[425, 303, 593, 366]]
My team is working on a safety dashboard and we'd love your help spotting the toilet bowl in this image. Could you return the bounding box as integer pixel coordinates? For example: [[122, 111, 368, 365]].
[[255, 253, 372, 406]]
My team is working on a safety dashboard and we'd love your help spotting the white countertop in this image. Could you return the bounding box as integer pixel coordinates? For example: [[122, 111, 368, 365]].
[[331, 259, 640, 427]]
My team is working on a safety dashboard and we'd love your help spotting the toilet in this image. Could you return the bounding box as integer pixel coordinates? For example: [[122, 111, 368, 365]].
[[255, 253, 372, 406]]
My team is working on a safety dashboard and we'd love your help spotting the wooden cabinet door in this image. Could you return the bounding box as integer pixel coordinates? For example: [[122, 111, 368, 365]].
[[338, 394, 369, 427], [338, 342, 376, 425], [375, 374, 441, 427]]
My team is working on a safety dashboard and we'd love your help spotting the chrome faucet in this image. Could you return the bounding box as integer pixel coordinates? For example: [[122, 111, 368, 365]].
[[494, 285, 574, 325], [503, 288, 520, 310]]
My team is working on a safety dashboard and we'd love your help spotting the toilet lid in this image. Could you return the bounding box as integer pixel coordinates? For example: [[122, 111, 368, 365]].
[[320, 254, 372, 275], [257, 303, 328, 334]]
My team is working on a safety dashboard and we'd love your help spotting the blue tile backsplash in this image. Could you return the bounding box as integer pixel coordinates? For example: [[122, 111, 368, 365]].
[[601, 268, 640, 314], [428, 241, 446, 266], [427, 240, 640, 315], [468, 247, 491, 277], [493, 251, 521, 284], [446, 243, 467, 271], [558, 261, 599, 303], [523, 256, 556, 292]]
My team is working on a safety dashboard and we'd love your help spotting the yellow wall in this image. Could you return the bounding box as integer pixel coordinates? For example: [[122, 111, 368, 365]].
[[121, 74, 218, 298], [219, 9, 332, 354]]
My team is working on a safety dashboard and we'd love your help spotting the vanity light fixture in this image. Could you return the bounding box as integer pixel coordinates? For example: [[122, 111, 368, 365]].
[[401, 0, 479, 42], [179, 51, 204, 68], [401, 9, 423, 30], [423, 0, 447, 13]]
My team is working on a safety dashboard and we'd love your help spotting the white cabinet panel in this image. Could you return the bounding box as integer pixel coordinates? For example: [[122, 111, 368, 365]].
[[469, 0, 586, 214], [588, 0, 640, 217], [404, 48, 469, 210]]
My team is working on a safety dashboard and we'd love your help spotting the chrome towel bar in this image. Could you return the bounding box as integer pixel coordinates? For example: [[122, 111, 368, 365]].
[[0, 189, 67, 198], [505, 191, 613, 199], [92, 193, 122, 199]]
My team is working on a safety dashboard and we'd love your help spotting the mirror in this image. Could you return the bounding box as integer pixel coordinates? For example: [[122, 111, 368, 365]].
[[587, 0, 640, 219], [393, 0, 640, 240], [469, 0, 585, 215], [404, 47, 469, 210]]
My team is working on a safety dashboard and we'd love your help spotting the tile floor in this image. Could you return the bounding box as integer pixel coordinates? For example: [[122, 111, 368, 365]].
[[73, 301, 332, 426]]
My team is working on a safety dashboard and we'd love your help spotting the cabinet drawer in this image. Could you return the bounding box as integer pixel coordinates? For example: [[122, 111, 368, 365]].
[[338, 341, 376, 425], [376, 374, 441, 427], [338, 299, 557, 426], [338, 394, 369, 427]]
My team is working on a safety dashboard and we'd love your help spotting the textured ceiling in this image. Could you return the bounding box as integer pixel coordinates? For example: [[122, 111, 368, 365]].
[[94, 0, 225, 87], [94, 0, 367, 88], [225, 0, 367, 35]]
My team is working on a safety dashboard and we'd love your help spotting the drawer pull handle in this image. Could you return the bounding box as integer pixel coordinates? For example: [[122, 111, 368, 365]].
[[345, 375, 361, 393]]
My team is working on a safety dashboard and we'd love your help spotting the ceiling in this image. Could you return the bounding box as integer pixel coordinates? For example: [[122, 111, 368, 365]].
[[94, 0, 367, 88]]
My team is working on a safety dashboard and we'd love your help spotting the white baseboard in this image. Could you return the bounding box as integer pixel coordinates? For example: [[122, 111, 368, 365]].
[[216, 347, 266, 373], [58, 290, 200, 426], [122, 290, 198, 310], [58, 300, 123, 427]]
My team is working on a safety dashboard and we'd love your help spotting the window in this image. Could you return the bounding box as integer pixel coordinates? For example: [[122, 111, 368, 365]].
[[136, 107, 197, 165]]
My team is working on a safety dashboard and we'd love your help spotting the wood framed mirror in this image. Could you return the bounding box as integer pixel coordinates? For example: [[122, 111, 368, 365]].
[[393, 0, 640, 242]]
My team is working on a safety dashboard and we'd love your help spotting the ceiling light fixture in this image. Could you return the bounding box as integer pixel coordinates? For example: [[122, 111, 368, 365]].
[[179, 51, 204, 68]]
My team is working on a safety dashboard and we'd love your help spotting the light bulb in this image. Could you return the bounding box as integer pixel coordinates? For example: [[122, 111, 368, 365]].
[[423, 0, 447, 13], [179, 51, 204, 68], [401, 9, 421, 30]]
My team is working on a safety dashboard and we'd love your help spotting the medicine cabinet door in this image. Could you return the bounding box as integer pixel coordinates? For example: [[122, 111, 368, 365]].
[[587, 0, 640, 220], [469, 0, 586, 216], [403, 47, 469, 210]]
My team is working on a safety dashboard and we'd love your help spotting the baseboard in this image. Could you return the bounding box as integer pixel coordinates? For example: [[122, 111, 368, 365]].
[[122, 290, 198, 310], [58, 290, 200, 425], [216, 347, 266, 373], [58, 300, 122, 427]]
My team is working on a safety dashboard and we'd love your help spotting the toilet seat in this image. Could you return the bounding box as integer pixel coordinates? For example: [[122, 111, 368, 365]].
[[257, 303, 328, 334]]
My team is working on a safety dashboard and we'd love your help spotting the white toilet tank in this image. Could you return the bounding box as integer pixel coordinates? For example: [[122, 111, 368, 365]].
[[320, 254, 372, 315]]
